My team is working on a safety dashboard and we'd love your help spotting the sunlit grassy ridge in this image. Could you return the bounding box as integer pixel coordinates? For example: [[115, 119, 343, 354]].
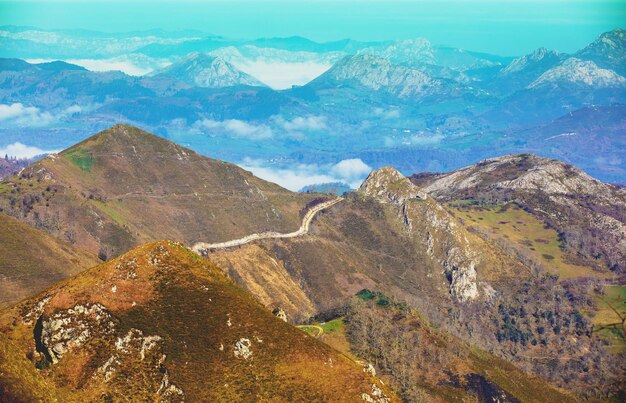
[[0, 241, 396, 401], [0, 212, 100, 307]]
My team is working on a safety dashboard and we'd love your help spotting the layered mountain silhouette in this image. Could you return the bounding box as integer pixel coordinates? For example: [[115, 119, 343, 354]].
[[1, 125, 612, 400], [151, 52, 266, 88]]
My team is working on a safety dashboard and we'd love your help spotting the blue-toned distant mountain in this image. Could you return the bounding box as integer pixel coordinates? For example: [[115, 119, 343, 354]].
[[150, 52, 266, 88], [0, 28, 624, 184], [574, 28, 626, 75]]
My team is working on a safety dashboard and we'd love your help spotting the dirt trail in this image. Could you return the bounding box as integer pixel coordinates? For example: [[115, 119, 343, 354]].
[[192, 197, 343, 255]]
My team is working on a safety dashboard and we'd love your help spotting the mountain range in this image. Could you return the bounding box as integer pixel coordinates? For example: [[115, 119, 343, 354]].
[[0, 125, 623, 400], [0, 27, 624, 186]]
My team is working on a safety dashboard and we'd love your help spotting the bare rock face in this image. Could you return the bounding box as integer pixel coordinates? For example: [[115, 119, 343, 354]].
[[361, 383, 391, 403], [272, 307, 288, 322], [35, 301, 184, 401], [96, 328, 184, 401], [359, 167, 481, 302], [39, 303, 117, 364], [359, 166, 427, 206]]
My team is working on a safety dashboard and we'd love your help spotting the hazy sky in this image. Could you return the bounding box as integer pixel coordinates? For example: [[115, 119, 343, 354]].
[[1, 0, 624, 55]]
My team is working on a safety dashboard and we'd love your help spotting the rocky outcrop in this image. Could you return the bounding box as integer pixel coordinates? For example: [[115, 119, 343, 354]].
[[272, 307, 288, 322], [360, 167, 481, 302], [234, 338, 253, 360], [96, 328, 184, 401], [359, 167, 426, 206], [361, 383, 391, 403], [39, 303, 117, 364]]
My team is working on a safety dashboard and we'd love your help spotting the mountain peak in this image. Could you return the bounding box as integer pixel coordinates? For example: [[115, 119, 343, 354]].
[[357, 37, 435, 65], [317, 54, 438, 97], [501, 47, 563, 75], [574, 28, 626, 74], [421, 153, 607, 196], [359, 166, 426, 204], [64, 124, 186, 157], [154, 52, 265, 88], [528, 57, 626, 88]]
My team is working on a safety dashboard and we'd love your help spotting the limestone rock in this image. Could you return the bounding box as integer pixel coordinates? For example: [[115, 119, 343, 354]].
[[234, 338, 253, 360]]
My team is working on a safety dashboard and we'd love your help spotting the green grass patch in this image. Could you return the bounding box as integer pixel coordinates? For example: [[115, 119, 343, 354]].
[[297, 325, 323, 338], [320, 318, 344, 334], [591, 285, 626, 351], [90, 199, 128, 227], [65, 149, 94, 172], [450, 202, 609, 279]]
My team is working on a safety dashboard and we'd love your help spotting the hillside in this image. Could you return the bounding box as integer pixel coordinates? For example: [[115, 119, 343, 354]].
[[0, 124, 317, 258], [413, 154, 626, 274], [0, 240, 395, 402], [0, 212, 99, 307], [343, 292, 574, 402], [209, 165, 624, 397]]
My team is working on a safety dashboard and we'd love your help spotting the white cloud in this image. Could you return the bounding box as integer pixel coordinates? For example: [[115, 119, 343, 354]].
[[194, 119, 273, 140], [233, 61, 331, 90], [238, 157, 372, 191], [0, 143, 60, 159], [373, 107, 401, 119], [0, 103, 84, 127], [331, 158, 372, 182], [0, 103, 55, 127], [26, 55, 169, 76], [276, 115, 328, 132]]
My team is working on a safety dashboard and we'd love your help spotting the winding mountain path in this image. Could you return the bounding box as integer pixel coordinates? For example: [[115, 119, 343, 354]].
[[192, 197, 344, 255]]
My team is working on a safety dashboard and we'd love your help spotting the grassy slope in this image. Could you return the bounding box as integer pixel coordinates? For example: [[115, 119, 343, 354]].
[[0, 124, 317, 258], [0, 241, 396, 402], [449, 201, 608, 279], [0, 212, 99, 307], [591, 285, 626, 352]]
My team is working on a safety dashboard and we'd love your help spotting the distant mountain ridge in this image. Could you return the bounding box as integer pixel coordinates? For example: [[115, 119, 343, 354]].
[[151, 52, 266, 88]]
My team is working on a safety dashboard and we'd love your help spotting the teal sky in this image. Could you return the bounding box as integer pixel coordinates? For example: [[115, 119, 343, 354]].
[[1, 0, 624, 55]]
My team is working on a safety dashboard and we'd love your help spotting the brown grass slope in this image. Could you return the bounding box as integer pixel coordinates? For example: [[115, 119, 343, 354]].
[[0, 212, 99, 308], [0, 124, 318, 258], [211, 167, 525, 321], [0, 241, 395, 402]]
